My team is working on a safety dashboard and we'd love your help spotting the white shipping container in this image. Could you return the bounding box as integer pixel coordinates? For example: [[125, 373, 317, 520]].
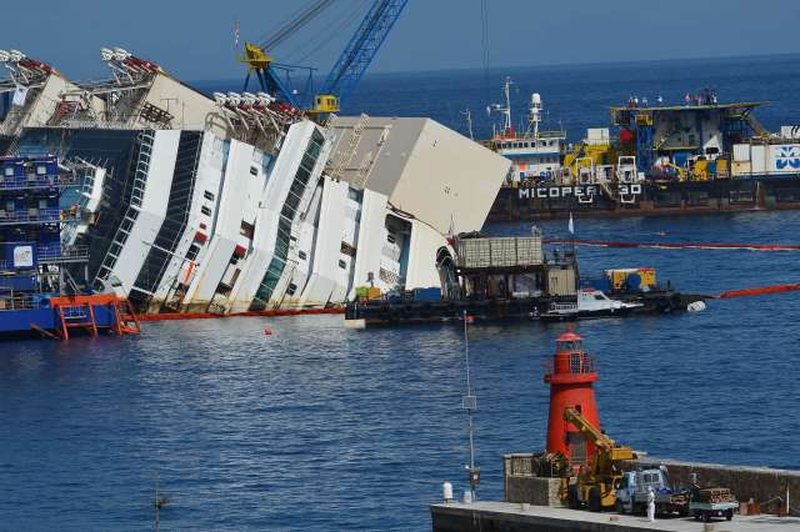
[[780, 126, 800, 140], [586, 128, 610, 146], [515, 237, 544, 266], [732, 144, 750, 162], [750, 145, 767, 174], [768, 144, 800, 174], [457, 236, 544, 268], [731, 161, 751, 177]]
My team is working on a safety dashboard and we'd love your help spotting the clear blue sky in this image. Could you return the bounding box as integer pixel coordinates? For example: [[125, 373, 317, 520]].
[[5, 0, 800, 81]]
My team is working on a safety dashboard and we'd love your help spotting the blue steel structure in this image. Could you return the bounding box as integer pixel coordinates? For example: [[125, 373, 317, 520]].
[[0, 157, 124, 337], [242, 0, 407, 112], [319, 0, 408, 106]]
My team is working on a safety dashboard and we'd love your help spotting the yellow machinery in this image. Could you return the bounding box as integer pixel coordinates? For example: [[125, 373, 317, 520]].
[[562, 142, 615, 181], [242, 42, 270, 74], [563, 407, 637, 512], [309, 94, 341, 115]]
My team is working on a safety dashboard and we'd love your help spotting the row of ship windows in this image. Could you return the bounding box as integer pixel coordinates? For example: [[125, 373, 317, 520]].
[[502, 140, 558, 149], [3, 165, 49, 177]]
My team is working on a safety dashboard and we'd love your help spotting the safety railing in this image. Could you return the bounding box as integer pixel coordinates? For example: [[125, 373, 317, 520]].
[[0, 295, 37, 311], [0, 208, 61, 224]]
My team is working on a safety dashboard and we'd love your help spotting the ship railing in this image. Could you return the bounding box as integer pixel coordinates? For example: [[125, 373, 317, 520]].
[[0, 174, 64, 190], [0, 295, 37, 311], [37, 245, 90, 263], [538, 129, 567, 139], [0, 208, 62, 225], [544, 352, 596, 376]]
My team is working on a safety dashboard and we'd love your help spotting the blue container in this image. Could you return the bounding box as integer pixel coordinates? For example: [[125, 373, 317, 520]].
[[413, 287, 442, 301], [626, 273, 642, 291]]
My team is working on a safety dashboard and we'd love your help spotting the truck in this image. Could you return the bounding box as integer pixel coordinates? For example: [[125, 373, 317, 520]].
[[615, 467, 689, 516], [689, 486, 738, 522]]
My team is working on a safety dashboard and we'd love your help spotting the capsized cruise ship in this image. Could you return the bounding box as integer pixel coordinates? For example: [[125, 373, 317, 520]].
[[0, 48, 509, 315]]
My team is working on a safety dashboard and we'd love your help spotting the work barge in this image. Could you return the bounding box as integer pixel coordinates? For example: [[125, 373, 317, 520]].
[[345, 232, 705, 328], [431, 333, 800, 531], [484, 77, 800, 222]]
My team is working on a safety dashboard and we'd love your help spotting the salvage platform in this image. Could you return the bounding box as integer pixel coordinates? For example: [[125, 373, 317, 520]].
[[431, 501, 800, 531]]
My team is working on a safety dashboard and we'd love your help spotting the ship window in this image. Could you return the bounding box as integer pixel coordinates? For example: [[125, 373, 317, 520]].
[[286, 283, 297, 296], [387, 233, 396, 244], [3, 167, 12, 177], [298, 250, 307, 260], [36, 165, 47, 175], [250, 166, 259, 176], [204, 190, 215, 201], [240, 220, 255, 239], [201, 206, 212, 216], [186, 244, 200, 261], [338, 259, 347, 269]]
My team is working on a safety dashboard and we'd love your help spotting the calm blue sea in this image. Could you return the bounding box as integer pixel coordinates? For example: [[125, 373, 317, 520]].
[[2, 56, 800, 530]]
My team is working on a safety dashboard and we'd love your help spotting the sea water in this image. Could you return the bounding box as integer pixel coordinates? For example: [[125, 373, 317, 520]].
[[2, 55, 800, 530]]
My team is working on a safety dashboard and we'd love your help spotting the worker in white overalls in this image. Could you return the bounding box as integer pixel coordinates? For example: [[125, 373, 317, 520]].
[[646, 486, 656, 522]]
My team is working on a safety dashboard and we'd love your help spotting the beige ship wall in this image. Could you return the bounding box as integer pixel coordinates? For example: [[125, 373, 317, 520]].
[[134, 73, 228, 135], [390, 119, 510, 235], [4, 73, 106, 133], [329, 116, 510, 236], [405, 219, 450, 290]]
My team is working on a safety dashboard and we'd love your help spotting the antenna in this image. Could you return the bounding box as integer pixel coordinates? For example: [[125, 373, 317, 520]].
[[462, 310, 480, 501], [487, 77, 513, 136], [462, 108, 475, 141]]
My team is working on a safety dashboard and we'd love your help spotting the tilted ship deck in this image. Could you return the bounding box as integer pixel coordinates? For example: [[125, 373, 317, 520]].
[[0, 48, 510, 334]]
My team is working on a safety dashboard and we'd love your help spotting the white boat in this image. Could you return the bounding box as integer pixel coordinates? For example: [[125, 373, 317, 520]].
[[542, 288, 643, 320]]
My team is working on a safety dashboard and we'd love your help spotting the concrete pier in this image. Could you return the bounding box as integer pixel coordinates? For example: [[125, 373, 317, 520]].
[[431, 501, 800, 531], [504, 454, 800, 513]]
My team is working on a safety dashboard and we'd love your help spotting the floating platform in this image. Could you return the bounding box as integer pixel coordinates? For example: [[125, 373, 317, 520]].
[[344, 290, 705, 328], [431, 500, 800, 531]]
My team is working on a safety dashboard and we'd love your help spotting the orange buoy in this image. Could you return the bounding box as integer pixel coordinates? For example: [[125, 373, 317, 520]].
[[263, 326, 273, 336]]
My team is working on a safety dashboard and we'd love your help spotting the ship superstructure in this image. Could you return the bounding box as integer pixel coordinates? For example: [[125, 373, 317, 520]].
[[0, 49, 509, 320], [485, 77, 567, 183]]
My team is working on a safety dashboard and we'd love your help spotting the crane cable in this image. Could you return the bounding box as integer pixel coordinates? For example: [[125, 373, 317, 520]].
[[258, 0, 337, 52], [543, 238, 800, 252], [480, 0, 490, 95], [286, 0, 370, 67]]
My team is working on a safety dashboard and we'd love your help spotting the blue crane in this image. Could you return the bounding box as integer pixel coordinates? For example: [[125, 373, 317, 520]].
[[310, 0, 408, 114], [241, 0, 407, 114]]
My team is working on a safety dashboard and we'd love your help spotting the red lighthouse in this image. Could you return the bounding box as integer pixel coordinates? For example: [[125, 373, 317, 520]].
[[543, 331, 600, 464]]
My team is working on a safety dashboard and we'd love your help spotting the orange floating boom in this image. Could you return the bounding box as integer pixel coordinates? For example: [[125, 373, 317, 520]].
[[135, 307, 343, 322], [717, 283, 800, 299], [544, 239, 800, 252]]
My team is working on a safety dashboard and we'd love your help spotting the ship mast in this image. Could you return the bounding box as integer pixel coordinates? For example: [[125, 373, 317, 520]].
[[501, 76, 512, 133], [529, 92, 542, 139], [462, 108, 475, 141], [487, 76, 513, 136]]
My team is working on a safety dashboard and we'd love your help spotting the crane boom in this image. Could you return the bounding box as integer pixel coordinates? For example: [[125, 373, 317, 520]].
[[314, 0, 407, 112], [563, 406, 616, 452]]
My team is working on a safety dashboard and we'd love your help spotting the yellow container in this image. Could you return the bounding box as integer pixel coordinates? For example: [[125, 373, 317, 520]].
[[716, 159, 730, 178], [638, 268, 656, 287], [367, 287, 382, 299], [607, 269, 630, 290]]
